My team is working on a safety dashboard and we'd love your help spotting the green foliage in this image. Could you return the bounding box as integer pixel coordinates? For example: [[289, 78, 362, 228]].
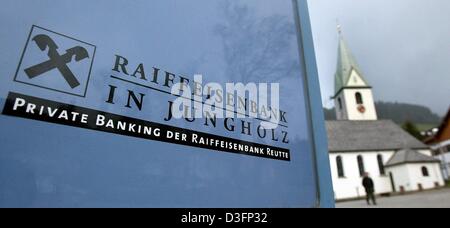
[[324, 101, 441, 125], [415, 124, 438, 132], [376, 102, 441, 125], [401, 121, 424, 140]]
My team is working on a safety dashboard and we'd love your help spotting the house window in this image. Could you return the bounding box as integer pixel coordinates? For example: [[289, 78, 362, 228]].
[[338, 98, 343, 110], [377, 154, 386, 175], [422, 166, 429, 177], [357, 155, 365, 176], [355, 92, 363, 105], [336, 156, 345, 178]]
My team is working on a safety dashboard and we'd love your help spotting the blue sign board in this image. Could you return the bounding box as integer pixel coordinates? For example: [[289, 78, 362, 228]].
[[0, 0, 333, 207]]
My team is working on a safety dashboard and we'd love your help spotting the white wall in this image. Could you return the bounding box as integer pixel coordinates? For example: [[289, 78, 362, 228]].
[[329, 151, 394, 200], [417, 149, 447, 181], [347, 70, 368, 87], [342, 89, 377, 121], [386, 165, 411, 192], [387, 163, 444, 192], [406, 163, 444, 190], [330, 148, 443, 200]]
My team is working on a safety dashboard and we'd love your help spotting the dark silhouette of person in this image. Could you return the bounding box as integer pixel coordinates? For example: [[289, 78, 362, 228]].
[[362, 172, 377, 205]]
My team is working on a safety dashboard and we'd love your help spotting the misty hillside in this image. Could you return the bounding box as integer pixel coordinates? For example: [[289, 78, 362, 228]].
[[324, 101, 442, 125]]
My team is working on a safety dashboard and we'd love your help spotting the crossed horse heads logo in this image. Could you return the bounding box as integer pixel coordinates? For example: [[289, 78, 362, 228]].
[[24, 34, 89, 89]]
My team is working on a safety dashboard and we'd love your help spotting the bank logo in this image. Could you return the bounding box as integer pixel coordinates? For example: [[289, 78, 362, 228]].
[[14, 25, 96, 97]]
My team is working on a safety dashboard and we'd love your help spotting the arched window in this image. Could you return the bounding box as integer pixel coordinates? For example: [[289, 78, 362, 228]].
[[337, 98, 343, 110], [336, 156, 345, 178], [422, 166, 429, 177], [357, 155, 365, 177], [377, 154, 385, 175], [355, 92, 363, 105]]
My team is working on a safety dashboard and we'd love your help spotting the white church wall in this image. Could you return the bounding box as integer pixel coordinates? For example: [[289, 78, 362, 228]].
[[387, 163, 444, 193], [347, 70, 368, 87], [330, 151, 394, 200], [386, 165, 412, 192], [406, 163, 444, 190], [342, 89, 377, 121]]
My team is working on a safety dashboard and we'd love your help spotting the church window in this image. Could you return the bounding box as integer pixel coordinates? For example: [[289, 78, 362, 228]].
[[338, 98, 343, 110], [357, 155, 365, 176], [336, 156, 345, 178], [355, 92, 363, 105], [422, 167, 429, 177], [377, 154, 385, 175]]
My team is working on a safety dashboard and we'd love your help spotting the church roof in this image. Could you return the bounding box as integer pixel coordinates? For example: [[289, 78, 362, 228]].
[[326, 120, 429, 153], [334, 33, 370, 96], [385, 148, 440, 167]]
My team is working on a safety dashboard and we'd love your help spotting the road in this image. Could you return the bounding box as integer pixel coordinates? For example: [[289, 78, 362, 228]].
[[336, 188, 450, 208]]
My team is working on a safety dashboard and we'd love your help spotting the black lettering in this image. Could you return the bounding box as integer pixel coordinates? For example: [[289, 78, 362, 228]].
[[184, 105, 195, 122], [164, 101, 173, 121], [164, 71, 176, 88], [151, 67, 160, 84], [112, 55, 129, 75], [2, 92, 291, 161], [241, 120, 251, 136], [237, 96, 247, 111], [280, 110, 288, 123], [106, 85, 117, 104], [271, 129, 279, 142], [204, 111, 216, 127], [125, 90, 145, 111], [282, 131, 289, 143], [131, 63, 146, 80], [192, 81, 203, 96], [224, 118, 235, 132], [179, 76, 190, 92], [257, 125, 267, 138], [215, 89, 223, 103]]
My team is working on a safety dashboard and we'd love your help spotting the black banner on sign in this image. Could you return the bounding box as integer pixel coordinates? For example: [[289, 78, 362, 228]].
[[2, 92, 290, 161]]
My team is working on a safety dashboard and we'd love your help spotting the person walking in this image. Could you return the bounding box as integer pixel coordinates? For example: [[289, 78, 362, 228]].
[[362, 172, 377, 205]]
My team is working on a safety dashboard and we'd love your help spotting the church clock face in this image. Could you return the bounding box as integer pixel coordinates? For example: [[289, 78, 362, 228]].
[[357, 105, 366, 113]]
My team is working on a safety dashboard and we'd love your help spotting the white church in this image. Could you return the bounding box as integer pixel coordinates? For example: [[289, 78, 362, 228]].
[[326, 30, 445, 200]]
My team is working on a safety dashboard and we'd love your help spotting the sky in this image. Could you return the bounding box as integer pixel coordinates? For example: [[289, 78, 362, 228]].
[[307, 0, 450, 116]]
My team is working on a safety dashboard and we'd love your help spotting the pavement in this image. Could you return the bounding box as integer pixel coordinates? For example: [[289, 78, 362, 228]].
[[336, 188, 450, 208]]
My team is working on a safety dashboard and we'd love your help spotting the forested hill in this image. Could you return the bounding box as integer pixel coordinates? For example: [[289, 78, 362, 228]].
[[324, 101, 442, 125]]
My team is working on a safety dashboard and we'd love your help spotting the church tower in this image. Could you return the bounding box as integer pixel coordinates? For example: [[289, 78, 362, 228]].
[[334, 27, 377, 121]]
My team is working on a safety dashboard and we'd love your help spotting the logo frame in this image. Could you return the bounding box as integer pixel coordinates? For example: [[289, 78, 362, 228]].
[[13, 25, 96, 97]]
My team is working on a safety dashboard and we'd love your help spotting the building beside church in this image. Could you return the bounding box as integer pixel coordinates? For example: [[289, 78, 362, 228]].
[[425, 108, 450, 180], [327, 29, 444, 200]]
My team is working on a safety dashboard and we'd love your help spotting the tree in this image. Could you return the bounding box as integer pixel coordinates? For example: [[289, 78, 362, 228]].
[[402, 121, 423, 140]]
